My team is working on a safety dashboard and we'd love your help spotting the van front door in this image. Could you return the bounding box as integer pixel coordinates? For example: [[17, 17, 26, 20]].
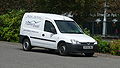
[[41, 20, 57, 49]]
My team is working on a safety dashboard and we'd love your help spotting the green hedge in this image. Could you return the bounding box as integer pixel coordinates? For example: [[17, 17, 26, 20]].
[[0, 10, 25, 42], [93, 36, 110, 53], [110, 40, 120, 56], [93, 36, 120, 56]]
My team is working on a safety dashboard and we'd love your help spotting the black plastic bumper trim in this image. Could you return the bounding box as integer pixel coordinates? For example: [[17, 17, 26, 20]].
[[66, 43, 98, 53]]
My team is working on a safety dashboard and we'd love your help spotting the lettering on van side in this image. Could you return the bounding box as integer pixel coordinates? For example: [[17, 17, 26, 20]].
[[23, 29, 39, 33], [25, 21, 40, 28], [26, 15, 42, 19]]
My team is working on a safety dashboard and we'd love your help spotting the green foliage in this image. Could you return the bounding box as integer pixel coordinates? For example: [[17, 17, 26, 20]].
[[98, 40, 110, 53], [0, 0, 99, 15], [93, 35, 120, 55], [93, 35, 110, 53], [93, 35, 102, 42], [110, 40, 120, 56], [83, 28, 90, 36], [0, 10, 25, 42]]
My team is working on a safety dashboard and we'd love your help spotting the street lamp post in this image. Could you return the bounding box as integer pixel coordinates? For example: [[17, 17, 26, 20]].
[[102, 0, 107, 37]]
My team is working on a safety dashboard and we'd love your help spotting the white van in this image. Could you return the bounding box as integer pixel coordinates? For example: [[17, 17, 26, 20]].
[[20, 13, 97, 56]]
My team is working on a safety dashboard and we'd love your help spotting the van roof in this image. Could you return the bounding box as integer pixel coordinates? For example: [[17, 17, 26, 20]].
[[25, 12, 74, 21]]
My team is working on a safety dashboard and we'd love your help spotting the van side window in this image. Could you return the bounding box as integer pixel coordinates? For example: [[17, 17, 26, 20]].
[[44, 20, 57, 33]]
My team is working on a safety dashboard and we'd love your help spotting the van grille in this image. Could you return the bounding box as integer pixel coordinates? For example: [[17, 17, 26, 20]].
[[81, 42, 94, 45]]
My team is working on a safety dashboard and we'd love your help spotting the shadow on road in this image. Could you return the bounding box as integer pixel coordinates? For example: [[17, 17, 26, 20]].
[[19, 48, 97, 58]]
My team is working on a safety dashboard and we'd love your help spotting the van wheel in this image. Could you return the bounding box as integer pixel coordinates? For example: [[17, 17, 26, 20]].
[[58, 43, 68, 56], [84, 53, 94, 57], [22, 39, 32, 51]]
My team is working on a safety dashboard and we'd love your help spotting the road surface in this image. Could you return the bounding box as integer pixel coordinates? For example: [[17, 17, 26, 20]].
[[0, 41, 119, 68]]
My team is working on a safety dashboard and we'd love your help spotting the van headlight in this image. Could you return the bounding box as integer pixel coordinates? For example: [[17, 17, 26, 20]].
[[70, 39, 81, 44], [94, 41, 97, 45]]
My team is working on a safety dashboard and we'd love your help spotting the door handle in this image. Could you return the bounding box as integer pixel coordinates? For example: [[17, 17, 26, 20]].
[[42, 34, 45, 37]]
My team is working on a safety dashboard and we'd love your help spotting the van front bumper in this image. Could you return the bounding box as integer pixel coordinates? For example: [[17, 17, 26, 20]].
[[66, 43, 98, 53]]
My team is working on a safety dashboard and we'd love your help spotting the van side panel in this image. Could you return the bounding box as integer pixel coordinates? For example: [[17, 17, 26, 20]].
[[20, 13, 45, 46]]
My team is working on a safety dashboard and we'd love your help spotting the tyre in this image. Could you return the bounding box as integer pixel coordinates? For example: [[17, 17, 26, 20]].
[[84, 53, 94, 57], [58, 43, 69, 56], [22, 38, 32, 51]]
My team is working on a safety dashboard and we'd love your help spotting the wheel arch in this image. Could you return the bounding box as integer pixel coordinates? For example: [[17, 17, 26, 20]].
[[57, 40, 66, 48], [20, 35, 30, 44]]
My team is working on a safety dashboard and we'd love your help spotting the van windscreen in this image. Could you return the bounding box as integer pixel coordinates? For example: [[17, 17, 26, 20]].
[[55, 20, 83, 34]]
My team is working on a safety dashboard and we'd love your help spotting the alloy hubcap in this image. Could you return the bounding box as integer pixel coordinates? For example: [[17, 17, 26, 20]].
[[60, 46, 65, 54], [24, 42, 29, 49]]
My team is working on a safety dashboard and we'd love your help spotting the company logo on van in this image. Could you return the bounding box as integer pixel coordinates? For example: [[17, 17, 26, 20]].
[[87, 42, 90, 45], [25, 21, 40, 28]]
